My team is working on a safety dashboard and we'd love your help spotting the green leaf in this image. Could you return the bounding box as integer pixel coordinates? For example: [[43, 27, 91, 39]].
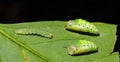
[[90, 52, 119, 62], [0, 21, 118, 62], [0, 55, 1, 62]]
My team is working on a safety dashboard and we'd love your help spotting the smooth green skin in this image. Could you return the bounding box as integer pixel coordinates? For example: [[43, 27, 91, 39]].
[[65, 19, 99, 35], [76, 40, 97, 51], [67, 40, 98, 55]]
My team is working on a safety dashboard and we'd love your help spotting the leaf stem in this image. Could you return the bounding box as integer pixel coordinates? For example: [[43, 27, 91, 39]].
[[0, 28, 52, 62]]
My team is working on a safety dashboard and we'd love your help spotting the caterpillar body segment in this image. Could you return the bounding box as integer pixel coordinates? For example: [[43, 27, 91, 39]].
[[15, 29, 53, 39]]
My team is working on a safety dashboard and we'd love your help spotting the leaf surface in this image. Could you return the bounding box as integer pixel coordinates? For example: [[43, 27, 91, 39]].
[[0, 21, 118, 62]]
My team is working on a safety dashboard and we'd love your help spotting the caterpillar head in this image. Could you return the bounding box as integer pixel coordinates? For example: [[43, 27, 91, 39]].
[[67, 45, 89, 55]]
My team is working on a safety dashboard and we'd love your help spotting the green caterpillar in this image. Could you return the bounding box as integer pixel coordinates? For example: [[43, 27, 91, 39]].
[[67, 40, 98, 55], [65, 18, 99, 35], [15, 29, 53, 39]]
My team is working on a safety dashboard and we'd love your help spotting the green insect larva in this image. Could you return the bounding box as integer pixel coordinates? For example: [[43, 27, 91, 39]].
[[15, 29, 53, 39], [67, 40, 98, 55], [65, 18, 99, 35]]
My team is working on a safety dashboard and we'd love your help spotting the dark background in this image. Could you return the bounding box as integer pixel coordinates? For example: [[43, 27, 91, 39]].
[[0, 0, 119, 52]]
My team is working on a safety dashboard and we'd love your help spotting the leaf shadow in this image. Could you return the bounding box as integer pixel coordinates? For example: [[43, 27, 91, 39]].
[[70, 50, 98, 56], [66, 29, 100, 36]]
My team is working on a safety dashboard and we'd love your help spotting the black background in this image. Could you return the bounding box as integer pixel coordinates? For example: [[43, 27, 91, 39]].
[[0, 0, 119, 52]]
